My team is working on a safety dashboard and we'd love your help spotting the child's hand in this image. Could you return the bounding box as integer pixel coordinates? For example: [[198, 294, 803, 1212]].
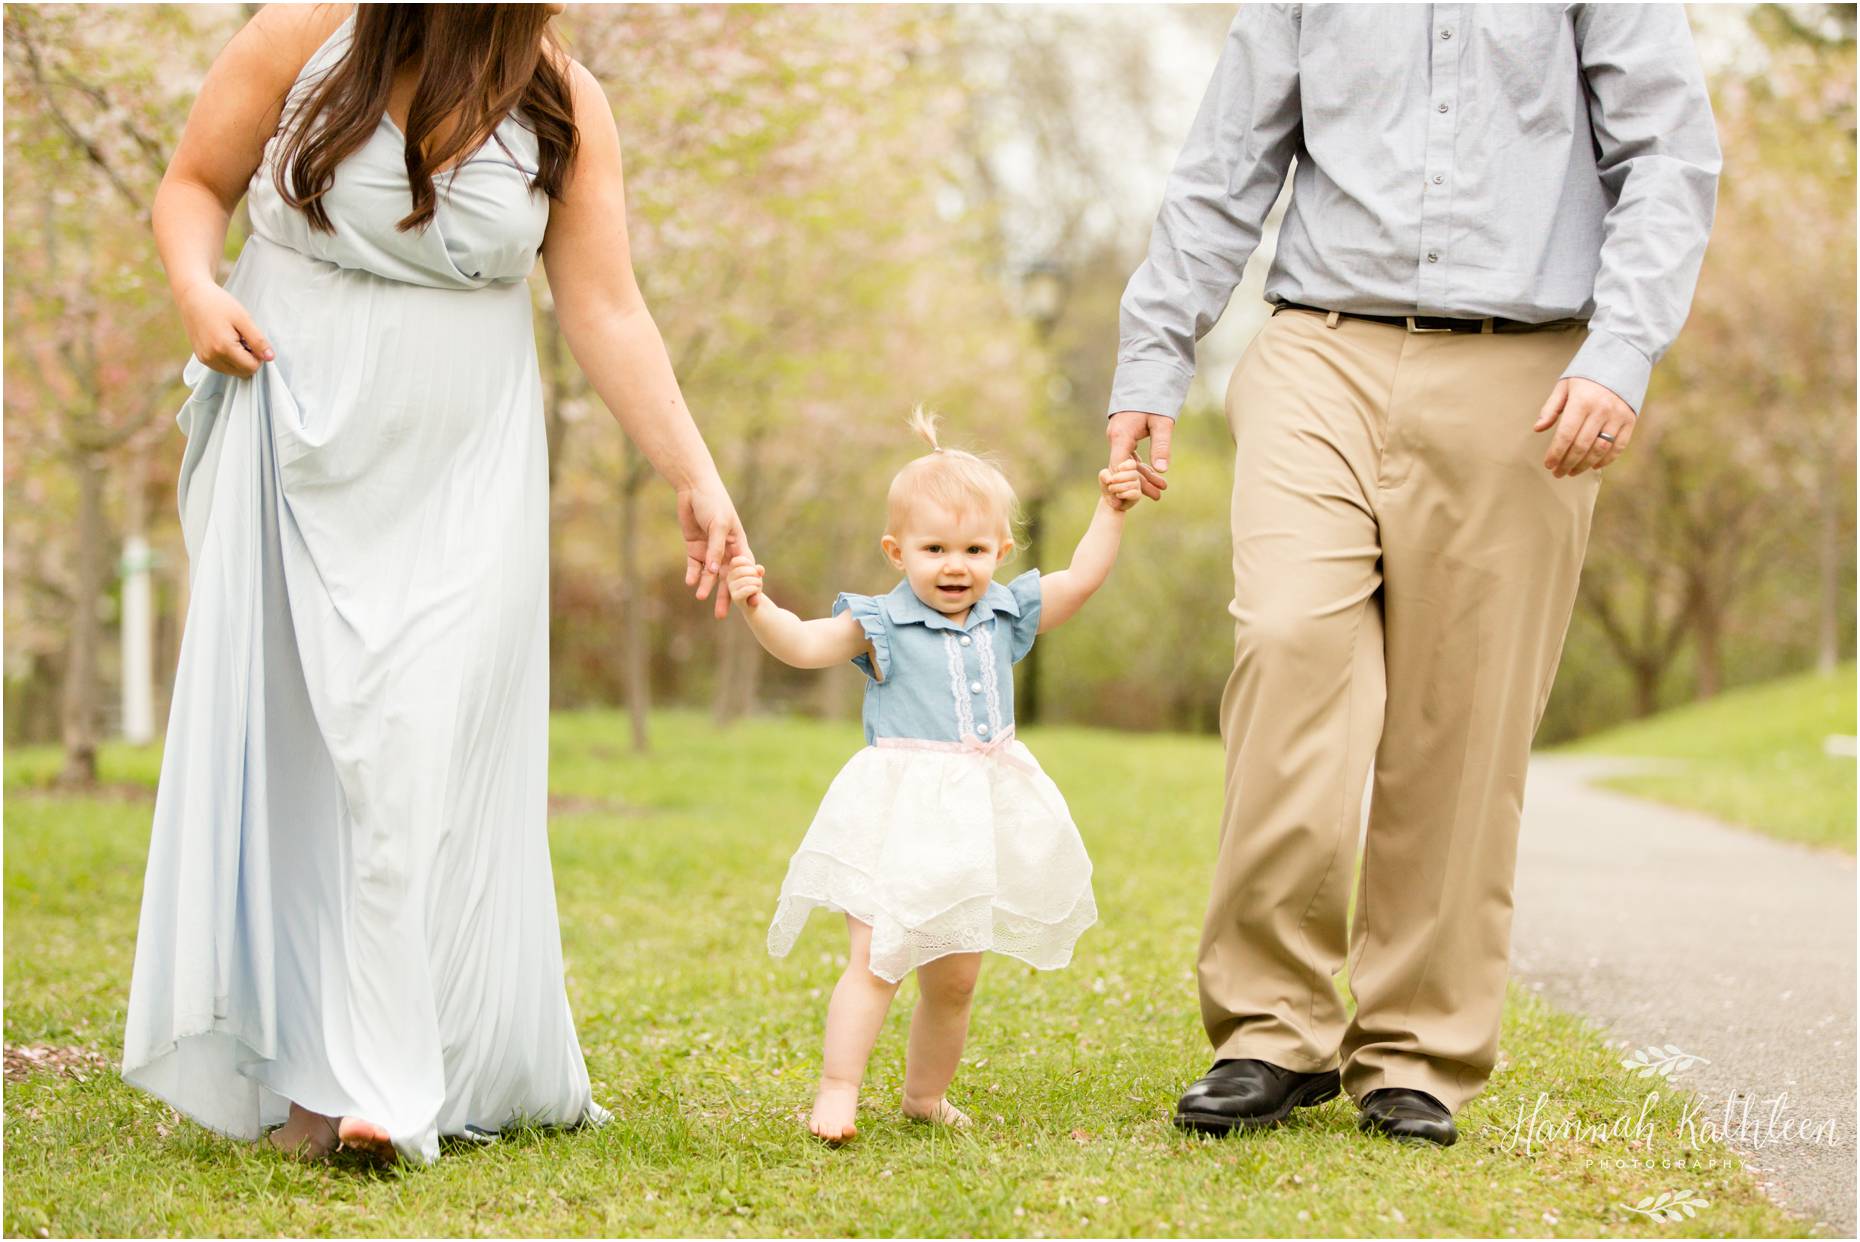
[[726, 554, 767, 608], [1099, 458, 1145, 512]]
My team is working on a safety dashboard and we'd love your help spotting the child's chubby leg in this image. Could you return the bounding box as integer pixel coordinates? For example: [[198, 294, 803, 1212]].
[[810, 914, 901, 1142], [901, 951, 981, 1128]]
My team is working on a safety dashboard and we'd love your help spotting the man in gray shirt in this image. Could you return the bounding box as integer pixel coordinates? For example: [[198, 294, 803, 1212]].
[[1108, 4, 1720, 1146]]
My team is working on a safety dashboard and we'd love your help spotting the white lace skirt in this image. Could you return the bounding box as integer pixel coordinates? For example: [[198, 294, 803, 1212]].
[[766, 739, 1097, 982]]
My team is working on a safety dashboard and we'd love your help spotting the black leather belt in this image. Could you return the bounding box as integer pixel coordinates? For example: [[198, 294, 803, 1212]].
[[1271, 300, 1585, 334]]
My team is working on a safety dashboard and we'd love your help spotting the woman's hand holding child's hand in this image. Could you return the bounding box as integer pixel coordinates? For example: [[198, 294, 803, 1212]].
[[726, 555, 766, 608], [1099, 458, 1145, 512]]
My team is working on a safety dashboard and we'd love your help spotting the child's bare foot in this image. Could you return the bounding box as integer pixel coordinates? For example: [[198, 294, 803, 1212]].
[[902, 1095, 972, 1128], [261, 1104, 339, 1160], [336, 1115, 397, 1164], [807, 1080, 860, 1144]]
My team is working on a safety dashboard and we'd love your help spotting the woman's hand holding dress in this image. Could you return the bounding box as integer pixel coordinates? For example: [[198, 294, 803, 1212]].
[[177, 281, 275, 377]]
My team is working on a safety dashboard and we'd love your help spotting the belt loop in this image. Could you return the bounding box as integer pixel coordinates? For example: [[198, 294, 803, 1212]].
[[1480, 317, 1494, 334], [1325, 310, 1340, 329]]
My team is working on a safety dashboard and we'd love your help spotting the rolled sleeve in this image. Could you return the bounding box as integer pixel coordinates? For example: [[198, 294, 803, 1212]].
[[1563, 3, 1722, 415], [1109, 3, 1302, 421]]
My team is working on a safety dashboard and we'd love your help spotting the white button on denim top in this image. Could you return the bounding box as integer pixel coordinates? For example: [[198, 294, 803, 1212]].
[[832, 570, 1044, 747]]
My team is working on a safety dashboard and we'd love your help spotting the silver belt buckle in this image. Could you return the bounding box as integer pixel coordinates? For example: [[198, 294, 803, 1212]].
[[1405, 315, 1455, 334]]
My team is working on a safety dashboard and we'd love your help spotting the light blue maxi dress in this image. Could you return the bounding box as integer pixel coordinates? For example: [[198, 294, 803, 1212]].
[[121, 11, 606, 1164]]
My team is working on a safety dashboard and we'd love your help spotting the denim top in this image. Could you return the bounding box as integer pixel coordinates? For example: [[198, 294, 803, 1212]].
[[832, 570, 1043, 746]]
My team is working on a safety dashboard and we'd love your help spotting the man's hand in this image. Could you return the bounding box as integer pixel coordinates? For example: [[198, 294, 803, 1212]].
[[1107, 411, 1173, 500], [1099, 458, 1145, 512], [1534, 377, 1637, 477]]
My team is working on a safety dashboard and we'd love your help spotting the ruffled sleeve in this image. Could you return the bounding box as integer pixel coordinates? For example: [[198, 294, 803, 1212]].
[[1003, 569, 1043, 664], [831, 592, 890, 682]]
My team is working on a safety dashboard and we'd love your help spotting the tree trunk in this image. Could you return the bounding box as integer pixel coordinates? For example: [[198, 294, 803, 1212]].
[[1632, 661, 1661, 718], [59, 449, 106, 787], [1817, 460, 1843, 673], [712, 616, 762, 724], [710, 428, 767, 726], [119, 449, 155, 744], [1692, 595, 1723, 699], [813, 533, 861, 721], [618, 447, 651, 753], [1018, 492, 1046, 725]]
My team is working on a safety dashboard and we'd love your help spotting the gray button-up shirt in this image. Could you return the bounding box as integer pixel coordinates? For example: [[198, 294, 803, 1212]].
[[1111, 3, 1722, 418]]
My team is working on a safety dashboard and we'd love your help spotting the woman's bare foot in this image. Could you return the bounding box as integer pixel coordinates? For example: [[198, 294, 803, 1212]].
[[261, 1104, 339, 1160], [807, 1080, 860, 1144], [902, 1095, 972, 1128], [336, 1115, 397, 1164]]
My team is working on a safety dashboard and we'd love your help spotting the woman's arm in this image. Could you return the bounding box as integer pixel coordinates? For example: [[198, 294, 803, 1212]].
[[539, 58, 748, 615], [154, 4, 349, 377], [725, 558, 874, 671], [1036, 461, 1145, 633]]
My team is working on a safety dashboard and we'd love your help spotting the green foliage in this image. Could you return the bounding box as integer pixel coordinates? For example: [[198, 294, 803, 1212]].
[[4, 5, 1853, 773], [2, 713, 1808, 1236]]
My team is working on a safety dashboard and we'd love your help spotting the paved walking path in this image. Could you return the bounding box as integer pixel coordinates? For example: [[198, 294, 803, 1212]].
[[1509, 755, 1856, 1237]]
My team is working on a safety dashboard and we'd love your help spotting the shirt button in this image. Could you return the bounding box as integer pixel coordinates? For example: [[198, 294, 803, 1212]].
[[970, 681, 983, 694], [1426, 251, 1439, 263], [1439, 28, 1453, 39], [976, 723, 990, 736], [1437, 102, 1450, 113], [959, 636, 972, 647], [1432, 174, 1444, 185]]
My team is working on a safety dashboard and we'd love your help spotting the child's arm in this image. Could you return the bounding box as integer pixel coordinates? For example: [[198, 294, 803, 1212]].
[[726, 556, 875, 670], [1036, 460, 1145, 634]]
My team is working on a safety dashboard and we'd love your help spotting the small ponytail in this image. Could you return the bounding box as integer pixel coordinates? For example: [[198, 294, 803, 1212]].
[[886, 404, 1022, 547], [907, 403, 943, 453]]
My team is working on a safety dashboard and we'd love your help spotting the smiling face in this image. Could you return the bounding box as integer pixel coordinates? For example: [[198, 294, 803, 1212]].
[[882, 498, 1014, 622]]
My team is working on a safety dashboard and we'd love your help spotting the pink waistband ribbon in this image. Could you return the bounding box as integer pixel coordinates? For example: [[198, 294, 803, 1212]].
[[875, 726, 1036, 774]]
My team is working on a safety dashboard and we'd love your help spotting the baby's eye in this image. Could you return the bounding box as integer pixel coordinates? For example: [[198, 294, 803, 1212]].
[[967, 546, 984, 555], [925, 544, 942, 553]]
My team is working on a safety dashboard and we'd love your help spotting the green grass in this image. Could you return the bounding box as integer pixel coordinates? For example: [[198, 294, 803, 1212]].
[[4, 712, 1809, 1236], [1560, 663, 1856, 852]]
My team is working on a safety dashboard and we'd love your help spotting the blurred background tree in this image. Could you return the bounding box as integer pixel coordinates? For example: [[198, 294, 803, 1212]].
[[1552, 1, 1856, 736], [4, 4, 1852, 783]]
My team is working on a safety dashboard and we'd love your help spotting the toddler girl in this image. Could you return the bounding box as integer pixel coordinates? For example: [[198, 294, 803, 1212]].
[[726, 407, 1145, 1142]]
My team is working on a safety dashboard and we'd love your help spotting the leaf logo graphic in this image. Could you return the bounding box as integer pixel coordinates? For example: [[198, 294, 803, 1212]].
[[1620, 1188, 1711, 1223], [1620, 1043, 1711, 1078]]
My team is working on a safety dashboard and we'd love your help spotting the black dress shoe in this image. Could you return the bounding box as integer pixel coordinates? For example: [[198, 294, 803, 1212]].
[[1173, 1058, 1341, 1134], [1355, 1087, 1457, 1146]]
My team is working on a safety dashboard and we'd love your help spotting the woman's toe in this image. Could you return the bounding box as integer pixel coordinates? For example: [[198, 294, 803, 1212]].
[[336, 1117, 397, 1164]]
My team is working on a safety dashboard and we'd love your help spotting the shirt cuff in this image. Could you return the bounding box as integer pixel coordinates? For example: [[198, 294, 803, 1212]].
[[1107, 358, 1192, 421], [1559, 327, 1653, 416]]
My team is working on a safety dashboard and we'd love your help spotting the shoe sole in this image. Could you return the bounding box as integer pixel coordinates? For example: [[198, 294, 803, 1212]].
[[1173, 1070, 1342, 1136]]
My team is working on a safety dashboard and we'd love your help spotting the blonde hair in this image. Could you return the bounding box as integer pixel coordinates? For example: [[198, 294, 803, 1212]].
[[885, 405, 1021, 548]]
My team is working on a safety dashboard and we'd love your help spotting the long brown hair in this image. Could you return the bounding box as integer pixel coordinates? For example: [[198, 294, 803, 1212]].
[[273, 3, 578, 235]]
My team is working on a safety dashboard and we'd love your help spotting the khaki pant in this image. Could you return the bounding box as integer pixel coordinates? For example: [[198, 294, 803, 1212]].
[[1199, 305, 1600, 1114]]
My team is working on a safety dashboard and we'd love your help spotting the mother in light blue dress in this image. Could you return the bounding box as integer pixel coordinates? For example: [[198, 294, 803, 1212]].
[[121, 2, 747, 1165]]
